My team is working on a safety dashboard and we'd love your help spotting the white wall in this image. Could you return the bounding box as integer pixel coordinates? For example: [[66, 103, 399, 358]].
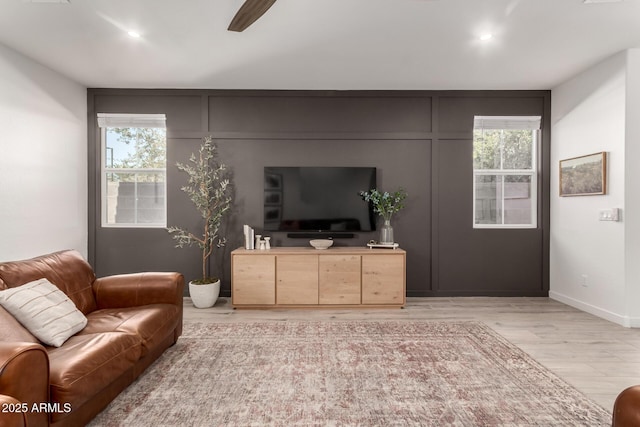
[[624, 49, 640, 325], [551, 50, 640, 327], [0, 43, 87, 261]]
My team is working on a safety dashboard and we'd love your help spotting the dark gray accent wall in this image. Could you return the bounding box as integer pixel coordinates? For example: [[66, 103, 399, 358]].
[[87, 89, 550, 297]]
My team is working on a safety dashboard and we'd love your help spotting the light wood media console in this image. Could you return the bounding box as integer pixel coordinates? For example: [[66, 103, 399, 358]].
[[231, 247, 406, 309]]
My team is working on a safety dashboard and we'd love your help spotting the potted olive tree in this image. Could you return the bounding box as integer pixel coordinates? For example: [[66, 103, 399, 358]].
[[167, 136, 232, 308]]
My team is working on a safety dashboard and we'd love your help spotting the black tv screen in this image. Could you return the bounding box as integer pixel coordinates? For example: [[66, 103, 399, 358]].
[[264, 167, 377, 232]]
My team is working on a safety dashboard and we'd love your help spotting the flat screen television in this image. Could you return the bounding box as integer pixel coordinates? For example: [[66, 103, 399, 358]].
[[264, 167, 377, 233]]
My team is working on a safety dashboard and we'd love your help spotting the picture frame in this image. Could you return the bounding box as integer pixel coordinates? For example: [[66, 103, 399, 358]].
[[265, 173, 282, 190], [264, 190, 282, 206], [264, 207, 281, 223], [559, 152, 607, 197]]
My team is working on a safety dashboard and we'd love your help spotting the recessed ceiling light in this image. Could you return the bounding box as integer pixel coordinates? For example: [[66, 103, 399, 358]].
[[127, 31, 141, 38], [479, 33, 493, 41]]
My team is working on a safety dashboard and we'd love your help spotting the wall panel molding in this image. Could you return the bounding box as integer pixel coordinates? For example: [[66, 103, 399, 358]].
[[88, 89, 550, 297]]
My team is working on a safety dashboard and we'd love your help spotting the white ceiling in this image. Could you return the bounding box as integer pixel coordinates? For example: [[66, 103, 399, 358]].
[[1, 0, 639, 90]]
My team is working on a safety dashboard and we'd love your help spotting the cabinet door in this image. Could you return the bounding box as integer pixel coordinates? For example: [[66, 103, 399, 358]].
[[232, 254, 275, 305], [319, 255, 361, 305], [362, 254, 405, 305], [277, 255, 319, 305]]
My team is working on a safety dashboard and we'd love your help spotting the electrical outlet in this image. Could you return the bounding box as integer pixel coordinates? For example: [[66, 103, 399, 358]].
[[580, 274, 588, 287]]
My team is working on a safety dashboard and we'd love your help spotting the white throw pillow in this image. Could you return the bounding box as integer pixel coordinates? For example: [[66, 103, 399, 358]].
[[0, 278, 87, 347]]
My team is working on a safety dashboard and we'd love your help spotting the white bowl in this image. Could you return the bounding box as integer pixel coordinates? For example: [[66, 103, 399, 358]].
[[310, 239, 334, 250]]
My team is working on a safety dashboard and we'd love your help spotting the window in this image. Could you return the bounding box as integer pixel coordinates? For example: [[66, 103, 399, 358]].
[[473, 116, 540, 228], [97, 113, 167, 227]]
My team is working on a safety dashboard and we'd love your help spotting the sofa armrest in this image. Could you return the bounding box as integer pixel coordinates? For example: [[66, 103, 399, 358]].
[[0, 394, 27, 427], [93, 272, 184, 309], [613, 385, 640, 427], [0, 342, 49, 427]]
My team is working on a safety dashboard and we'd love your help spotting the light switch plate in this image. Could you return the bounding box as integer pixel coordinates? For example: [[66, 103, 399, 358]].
[[599, 208, 620, 221]]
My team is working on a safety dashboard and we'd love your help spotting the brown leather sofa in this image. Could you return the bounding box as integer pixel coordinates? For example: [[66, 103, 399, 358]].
[[0, 250, 184, 426], [0, 394, 27, 427], [613, 386, 640, 427]]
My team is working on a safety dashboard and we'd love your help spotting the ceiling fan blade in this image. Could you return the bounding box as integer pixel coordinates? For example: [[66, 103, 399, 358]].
[[228, 0, 277, 32]]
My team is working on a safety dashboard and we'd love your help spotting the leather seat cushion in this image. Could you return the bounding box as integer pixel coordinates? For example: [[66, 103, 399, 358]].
[[47, 332, 141, 420], [80, 304, 180, 355]]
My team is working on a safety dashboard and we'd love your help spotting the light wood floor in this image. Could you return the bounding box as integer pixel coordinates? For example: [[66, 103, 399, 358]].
[[183, 296, 640, 412]]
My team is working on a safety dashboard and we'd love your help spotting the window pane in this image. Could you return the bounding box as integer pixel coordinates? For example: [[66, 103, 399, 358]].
[[473, 129, 534, 170], [475, 174, 533, 226], [502, 130, 533, 170], [473, 130, 501, 170], [104, 128, 166, 169], [105, 172, 166, 225], [504, 175, 532, 225], [475, 175, 500, 224]]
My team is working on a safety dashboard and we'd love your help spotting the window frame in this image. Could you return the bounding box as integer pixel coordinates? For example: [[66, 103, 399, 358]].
[[472, 117, 540, 229], [98, 117, 167, 229]]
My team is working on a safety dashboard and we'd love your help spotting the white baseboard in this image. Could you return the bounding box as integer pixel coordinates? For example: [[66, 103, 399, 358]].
[[549, 291, 639, 328]]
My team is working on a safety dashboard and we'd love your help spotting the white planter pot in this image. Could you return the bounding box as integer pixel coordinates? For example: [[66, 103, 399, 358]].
[[189, 279, 221, 308]]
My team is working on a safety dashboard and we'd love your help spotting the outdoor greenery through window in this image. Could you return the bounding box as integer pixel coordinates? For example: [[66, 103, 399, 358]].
[[98, 114, 167, 227], [473, 116, 540, 228]]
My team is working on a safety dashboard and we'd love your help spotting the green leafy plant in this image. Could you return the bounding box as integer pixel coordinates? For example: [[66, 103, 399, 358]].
[[359, 188, 407, 221], [167, 136, 232, 284]]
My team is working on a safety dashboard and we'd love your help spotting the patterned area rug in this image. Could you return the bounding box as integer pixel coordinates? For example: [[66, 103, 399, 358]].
[[90, 321, 610, 426]]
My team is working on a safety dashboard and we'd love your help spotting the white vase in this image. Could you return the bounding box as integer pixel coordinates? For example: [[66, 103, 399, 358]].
[[189, 279, 221, 308]]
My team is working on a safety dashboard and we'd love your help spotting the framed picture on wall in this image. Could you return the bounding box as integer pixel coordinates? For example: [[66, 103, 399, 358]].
[[264, 190, 282, 205], [559, 152, 607, 197], [265, 173, 282, 190], [264, 207, 281, 229]]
